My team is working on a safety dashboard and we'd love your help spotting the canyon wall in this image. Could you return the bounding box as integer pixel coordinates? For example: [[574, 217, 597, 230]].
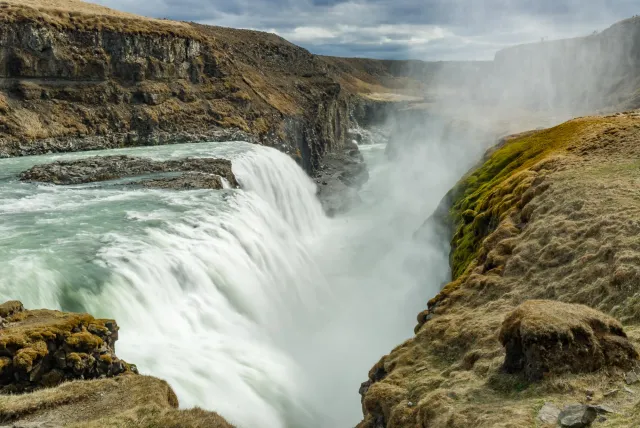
[[0, 2, 406, 175]]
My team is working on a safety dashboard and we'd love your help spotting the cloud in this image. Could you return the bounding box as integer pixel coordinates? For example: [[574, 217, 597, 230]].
[[93, 0, 637, 60]]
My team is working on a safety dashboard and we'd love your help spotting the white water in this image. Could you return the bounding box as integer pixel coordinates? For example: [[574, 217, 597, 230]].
[[0, 128, 485, 426]]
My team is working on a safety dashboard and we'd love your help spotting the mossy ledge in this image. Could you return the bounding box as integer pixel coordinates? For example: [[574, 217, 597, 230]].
[[427, 116, 617, 312], [0, 300, 137, 393]]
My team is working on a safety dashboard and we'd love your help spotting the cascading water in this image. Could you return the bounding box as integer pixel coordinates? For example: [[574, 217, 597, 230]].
[[0, 123, 486, 427]]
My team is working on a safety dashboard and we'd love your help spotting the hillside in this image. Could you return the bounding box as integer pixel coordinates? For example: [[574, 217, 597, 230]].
[[357, 113, 640, 427], [0, 0, 418, 173]]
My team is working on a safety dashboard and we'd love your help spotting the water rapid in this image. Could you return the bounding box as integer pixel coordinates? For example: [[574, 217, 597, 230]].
[[0, 128, 485, 427]]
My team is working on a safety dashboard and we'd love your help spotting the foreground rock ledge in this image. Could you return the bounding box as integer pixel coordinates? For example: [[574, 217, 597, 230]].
[[19, 155, 239, 190], [0, 301, 136, 393], [500, 300, 639, 381], [0, 301, 233, 427]]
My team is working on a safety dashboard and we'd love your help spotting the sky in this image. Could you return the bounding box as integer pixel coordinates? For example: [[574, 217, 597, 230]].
[[94, 0, 638, 60]]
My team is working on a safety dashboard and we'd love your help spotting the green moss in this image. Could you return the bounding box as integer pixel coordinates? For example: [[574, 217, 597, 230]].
[[13, 341, 48, 370], [447, 118, 606, 280], [66, 332, 104, 351]]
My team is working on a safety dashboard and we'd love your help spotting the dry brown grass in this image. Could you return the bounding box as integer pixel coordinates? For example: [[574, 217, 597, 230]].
[[0, 0, 198, 38], [0, 375, 233, 427], [358, 112, 640, 428]]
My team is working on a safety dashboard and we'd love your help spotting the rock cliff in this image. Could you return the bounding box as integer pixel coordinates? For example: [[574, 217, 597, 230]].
[[0, 0, 414, 175]]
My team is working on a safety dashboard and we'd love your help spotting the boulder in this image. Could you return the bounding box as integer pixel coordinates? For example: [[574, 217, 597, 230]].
[[0, 301, 136, 393], [499, 300, 638, 380], [558, 404, 597, 428], [537, 402, 561, 424]]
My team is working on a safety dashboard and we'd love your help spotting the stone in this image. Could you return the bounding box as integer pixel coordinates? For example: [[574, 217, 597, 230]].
[[590, 404, 615, 414], [537, 402, 561, 424], [500, 300, 638, 381], [558, 404, 597, 428], [625, 370, 639, 385]]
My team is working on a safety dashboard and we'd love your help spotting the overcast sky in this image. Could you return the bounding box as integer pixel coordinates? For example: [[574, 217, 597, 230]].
[[95, 0, 638, 60]]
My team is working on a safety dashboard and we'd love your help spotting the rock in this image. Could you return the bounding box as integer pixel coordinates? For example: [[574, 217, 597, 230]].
[[0, 300, 24, 318], [499, 300, 639, 380], [19, 155, 239, 189], [590, 404, 615, 414], [558, 404, 597, 428], [314, 141, 369, 216], [625, 370, 639, 385], [537, 402, 561, 424], [140, 172, 228, 190], [0, 300, 135, 393]]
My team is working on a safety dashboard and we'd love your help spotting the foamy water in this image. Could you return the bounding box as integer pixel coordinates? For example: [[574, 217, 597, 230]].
[[0, 131, 484, 426]]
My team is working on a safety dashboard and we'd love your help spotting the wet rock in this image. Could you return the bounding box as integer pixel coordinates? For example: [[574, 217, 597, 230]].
[[499, 300, 638, 381], [558, 404, 597, 428], [19, 155, 239, 189], [537, 402, 561, 424], [315, 141, 369, 216], [140, 172, 228, 190]]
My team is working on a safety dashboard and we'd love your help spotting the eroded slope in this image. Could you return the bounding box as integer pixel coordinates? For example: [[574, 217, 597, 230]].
[[358, 112, 640, 427]]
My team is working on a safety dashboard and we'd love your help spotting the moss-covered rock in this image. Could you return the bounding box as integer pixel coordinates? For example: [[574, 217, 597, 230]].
[[500, 300, 638, 380], [0, 301, 136, 393]]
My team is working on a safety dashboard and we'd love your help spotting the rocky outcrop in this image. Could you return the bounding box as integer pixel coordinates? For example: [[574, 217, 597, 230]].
[[315, 140, 369, 216], [0, 300, 233, 427], [20, 155, 238, 189], [500, 300, 638, 381], [0, 301, 136, 394]]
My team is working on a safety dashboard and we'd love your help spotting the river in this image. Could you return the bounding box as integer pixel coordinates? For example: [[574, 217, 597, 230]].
[[0, 129, 484, 427]]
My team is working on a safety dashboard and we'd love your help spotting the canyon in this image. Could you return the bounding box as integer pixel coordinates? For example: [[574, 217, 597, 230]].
[[3, 1, 640, 428]]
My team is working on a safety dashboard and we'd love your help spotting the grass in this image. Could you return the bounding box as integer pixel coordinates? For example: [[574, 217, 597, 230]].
[[0, 0, 200, 39], [0, 375, 234, 427], [359, 113, 640, 428], [447, 117, 612, 280]]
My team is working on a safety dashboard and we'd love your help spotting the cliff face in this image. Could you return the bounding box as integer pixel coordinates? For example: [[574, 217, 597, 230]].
[[0, 1, 410, 174], [358, 114, 640, 428], [489, 16, 640, 114]]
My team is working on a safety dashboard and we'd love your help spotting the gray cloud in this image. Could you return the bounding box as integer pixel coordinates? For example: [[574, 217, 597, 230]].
[[94, 0, 638, 60]]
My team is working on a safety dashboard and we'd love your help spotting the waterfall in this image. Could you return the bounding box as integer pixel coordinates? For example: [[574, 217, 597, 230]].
[[78, 146, 330, 428], [0, 128, 486, 427]]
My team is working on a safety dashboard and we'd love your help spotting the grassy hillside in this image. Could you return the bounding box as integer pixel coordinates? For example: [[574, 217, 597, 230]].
[[358, 112, 640, 427]]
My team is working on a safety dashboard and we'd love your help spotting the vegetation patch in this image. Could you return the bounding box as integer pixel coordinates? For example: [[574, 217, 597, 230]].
[[446, 117, 611, 280]]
